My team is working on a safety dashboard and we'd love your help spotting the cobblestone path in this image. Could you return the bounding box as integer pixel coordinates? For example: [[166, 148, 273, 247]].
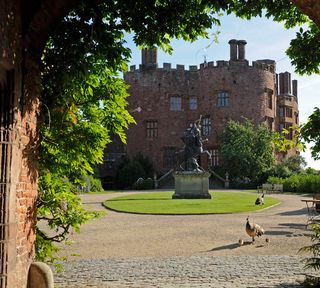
[[54, 255, 315, 288]]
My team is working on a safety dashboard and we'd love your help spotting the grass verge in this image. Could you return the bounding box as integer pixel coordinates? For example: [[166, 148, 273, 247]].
[[103, 191, 280, 215]]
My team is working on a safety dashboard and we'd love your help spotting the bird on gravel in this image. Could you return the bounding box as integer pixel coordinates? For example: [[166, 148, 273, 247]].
[[255, 193, 265, 205], [245, 216, 265, 243]]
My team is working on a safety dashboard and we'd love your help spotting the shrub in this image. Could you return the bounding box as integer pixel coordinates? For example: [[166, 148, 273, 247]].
[[88, 175, 104, 192], [267, 174, 320, 193], [79, 175, 104, 193], [116, 160, 146, 189], [115, 153, 155, 189], [133, 178, 154, 190], [299, 224, 320, 286]]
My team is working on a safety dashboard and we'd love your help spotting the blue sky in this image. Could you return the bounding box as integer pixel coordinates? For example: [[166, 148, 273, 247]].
[[125, 14, 320, 169]]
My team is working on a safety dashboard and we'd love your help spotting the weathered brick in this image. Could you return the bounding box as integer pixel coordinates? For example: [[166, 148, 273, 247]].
[[123, 46, 299, 174]]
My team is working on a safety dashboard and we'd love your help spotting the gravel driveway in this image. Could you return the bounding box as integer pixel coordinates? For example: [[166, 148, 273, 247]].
[[54, 190, 318, 287]]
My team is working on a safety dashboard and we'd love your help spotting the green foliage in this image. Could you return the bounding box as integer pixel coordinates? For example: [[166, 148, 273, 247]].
[[271, 165, 293, 179], [267, 174, 320, 193], [219, 1, 316, 75], [306, 167, 320, 175], [284, 155, 307, 172], [115, 160, 146, 189], [133, 178, 154, 190], [36, 172, 102, 266], [299, 224, 320, 286], [81, 175, 104, 193], [272, 125, 304, 154], [302, 108, 320, 160], [115, 153, 155, 189], [269, 155, 307, 178], [287, 24, 320, 75], [220, 120, 274, 185]]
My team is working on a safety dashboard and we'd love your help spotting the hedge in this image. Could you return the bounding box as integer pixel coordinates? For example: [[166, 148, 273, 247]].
[[267, 174, 320, 194]]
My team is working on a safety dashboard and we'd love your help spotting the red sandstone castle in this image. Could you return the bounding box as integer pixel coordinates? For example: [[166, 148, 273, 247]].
[[101, 40, 299, 187]]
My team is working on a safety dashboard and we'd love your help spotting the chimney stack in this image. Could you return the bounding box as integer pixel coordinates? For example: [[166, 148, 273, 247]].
[[141, 48, 157, 68], [228, 39, 247, 61], [237, 40, 247, 60], [278, 72, 291, 95], [228, 39, 238, 61], [292, 79, 298, 97]]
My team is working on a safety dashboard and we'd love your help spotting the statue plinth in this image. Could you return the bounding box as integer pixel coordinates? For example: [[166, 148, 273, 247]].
[[172, 171, 211, 199]]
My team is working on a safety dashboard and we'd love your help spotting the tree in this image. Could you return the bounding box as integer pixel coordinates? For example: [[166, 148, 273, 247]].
[[271, 155, 307, 178], [301, 107, 320, 160], [220, 120, 274, 185], [284, 155, 307, 173]]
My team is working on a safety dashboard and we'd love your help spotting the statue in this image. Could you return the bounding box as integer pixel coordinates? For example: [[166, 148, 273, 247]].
[[172, 116, 212, 199], [178, 116, 211, 172]]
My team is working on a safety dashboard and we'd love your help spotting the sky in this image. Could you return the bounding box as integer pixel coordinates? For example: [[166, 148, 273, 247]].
[[124, 14, 320, 169]]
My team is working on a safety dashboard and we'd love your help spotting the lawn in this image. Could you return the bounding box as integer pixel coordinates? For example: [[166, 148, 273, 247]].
[[103, 191, 280, 214]]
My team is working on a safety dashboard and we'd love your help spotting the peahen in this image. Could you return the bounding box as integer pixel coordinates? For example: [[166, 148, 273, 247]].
[[245, 216, 265, 243], [255, 193, 265, 205]]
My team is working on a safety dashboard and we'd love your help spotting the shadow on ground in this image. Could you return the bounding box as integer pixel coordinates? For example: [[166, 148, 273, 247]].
[[207, 241, 267, 252], [277, 208, 307, 216]]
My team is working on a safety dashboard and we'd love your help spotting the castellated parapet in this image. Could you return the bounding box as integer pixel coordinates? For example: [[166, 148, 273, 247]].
[[121, 40, 299, 175]]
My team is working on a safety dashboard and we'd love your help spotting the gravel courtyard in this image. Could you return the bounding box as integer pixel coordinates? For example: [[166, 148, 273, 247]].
[[54, 191, 318, 287]]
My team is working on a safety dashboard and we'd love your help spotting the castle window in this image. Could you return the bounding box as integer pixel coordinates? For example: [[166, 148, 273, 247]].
[[286, 107, 293, 118], [163, 148, 176, 169], [279, 107, 284, 117], [201, 116, 211, 136], [189, 97, 197, 110], [217, 91, 229, 107], [146, 121, 158, 138], [170, 96, 181, 111], [209, 149, 219, 167], [285, 123, 293, 140], [266, 117, 273, 130], [295, 112, 299, 124], [266, 89, 273, 109]]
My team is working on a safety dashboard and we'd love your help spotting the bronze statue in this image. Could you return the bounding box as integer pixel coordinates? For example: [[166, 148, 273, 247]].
[[179, 116, 211, 171]]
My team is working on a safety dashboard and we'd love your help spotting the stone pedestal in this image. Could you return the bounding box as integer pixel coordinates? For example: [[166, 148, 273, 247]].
[[172, 171, 211, 199]]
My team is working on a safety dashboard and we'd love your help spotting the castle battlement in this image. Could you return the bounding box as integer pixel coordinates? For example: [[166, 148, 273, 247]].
[[129, 59, 275, 73], [128, 40, 276, 74]]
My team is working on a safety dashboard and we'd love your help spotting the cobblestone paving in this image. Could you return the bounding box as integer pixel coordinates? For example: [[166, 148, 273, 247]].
[[54, 255, 316, 288]]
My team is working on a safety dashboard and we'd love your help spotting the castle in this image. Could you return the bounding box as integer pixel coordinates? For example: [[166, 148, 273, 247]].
[[100, 40, 299, 187]]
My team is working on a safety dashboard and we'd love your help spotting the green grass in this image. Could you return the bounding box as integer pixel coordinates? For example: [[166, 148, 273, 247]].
[[103, 191, 280, 214]]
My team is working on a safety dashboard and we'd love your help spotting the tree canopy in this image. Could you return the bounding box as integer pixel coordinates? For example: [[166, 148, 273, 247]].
[[220, 120, 274, 185], [301, 107, 320, 160]]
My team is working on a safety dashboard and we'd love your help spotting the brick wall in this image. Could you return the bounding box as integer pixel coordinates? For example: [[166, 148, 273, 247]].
[[124, 46, 299, 175], [0, 1, 75, 287]]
